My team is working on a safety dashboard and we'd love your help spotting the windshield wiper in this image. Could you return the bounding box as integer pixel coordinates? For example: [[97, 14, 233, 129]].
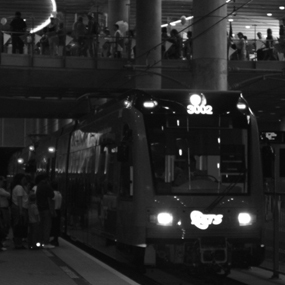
[[205, 171, 245, 212]]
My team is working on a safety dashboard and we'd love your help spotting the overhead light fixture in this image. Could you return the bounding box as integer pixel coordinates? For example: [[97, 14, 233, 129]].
[[161, 16, 193, 28], [267, 13, 272, 16], [48, 147, 56, 153], [29, 145, 35, 151], [245, 26, 250, 29], [30, 0, 57, 33], [228, 18, 234, 22], [279, 6, 285, 10]]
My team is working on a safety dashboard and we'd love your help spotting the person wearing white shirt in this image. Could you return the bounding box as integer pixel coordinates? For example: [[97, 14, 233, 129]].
[[10, 173, 28, 249]]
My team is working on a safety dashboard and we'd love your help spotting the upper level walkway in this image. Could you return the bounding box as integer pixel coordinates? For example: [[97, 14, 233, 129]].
[[0, 51, 284, 95], [1, 36, 285, 128]]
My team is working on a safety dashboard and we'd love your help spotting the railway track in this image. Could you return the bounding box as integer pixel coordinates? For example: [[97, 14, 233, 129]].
[[66, 237, 268, 285]]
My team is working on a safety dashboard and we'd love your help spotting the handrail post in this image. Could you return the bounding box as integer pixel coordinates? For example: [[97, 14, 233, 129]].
[[0, 31, 2, 65]]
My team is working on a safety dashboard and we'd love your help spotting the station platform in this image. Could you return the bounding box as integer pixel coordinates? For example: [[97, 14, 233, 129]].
[[0, 237, 139, 285], [1, 235, 285, 285], [231, 267, 285, 285]]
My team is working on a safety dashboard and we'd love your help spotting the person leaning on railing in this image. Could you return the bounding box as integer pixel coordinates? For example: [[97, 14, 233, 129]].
[[263, 28, 278, 60], [9, 11, 26, 54]]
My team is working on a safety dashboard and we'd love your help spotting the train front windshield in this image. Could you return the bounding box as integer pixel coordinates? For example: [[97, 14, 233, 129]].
[[146, 114, 249, 195]]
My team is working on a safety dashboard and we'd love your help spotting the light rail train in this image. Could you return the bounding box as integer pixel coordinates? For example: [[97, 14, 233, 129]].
[[9, 89, 265, 274]]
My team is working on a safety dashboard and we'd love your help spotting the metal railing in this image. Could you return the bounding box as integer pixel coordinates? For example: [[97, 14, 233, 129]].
[[0, 30, 136, 60]]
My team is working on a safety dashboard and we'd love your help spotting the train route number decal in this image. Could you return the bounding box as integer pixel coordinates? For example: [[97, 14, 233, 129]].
[[187, 105, 213, 115], [190, 210, 223, 230]]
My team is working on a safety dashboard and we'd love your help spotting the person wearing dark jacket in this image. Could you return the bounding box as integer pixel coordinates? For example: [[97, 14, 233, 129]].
[[10, 11, 27, 54], [35, 174, 55, 249]]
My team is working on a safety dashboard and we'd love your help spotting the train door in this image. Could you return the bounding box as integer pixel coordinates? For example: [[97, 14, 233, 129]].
[[261, 132, 285, 211], [98, 133, 120, 239], [261, 131, 285, 275]]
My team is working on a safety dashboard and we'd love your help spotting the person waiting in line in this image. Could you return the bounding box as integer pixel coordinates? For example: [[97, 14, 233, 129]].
[[50, 180, 62, 247], [27, 193, 40, 250], [0, 176, 10, 249], [25, 174, 34, 195], [165, 29, 182, 59], [10, 173, 29, 249], [9, 11, 27, 54], [35, 174, 55, 249]]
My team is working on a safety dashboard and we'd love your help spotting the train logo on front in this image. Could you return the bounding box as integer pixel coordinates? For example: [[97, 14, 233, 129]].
[[187, 93, 213, 115], [190, 210, 223, 230]]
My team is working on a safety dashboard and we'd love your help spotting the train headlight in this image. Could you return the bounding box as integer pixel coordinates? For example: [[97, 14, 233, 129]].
[[157, 212, 173, 226], [143, 100, 157, 108], [238, 212, 253, 226]]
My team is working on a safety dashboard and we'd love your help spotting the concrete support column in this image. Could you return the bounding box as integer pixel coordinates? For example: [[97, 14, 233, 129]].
[[59, 119, 73, 129], [48, 119, 59, 133], [280, 118, 285, 131], [135, 0, 161, 89], [34, 119, 41, 135], [108, 0, 129, 35], [192, 0, 227, 90], [40, 118, 48, 135]]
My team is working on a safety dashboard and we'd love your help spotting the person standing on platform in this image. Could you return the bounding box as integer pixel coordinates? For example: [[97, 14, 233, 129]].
[[11, 173, 29, 249], [47, 17, 58, 56], [0, 176, 11, 241], [50, 181, 62, 247], [73, 16, 87, 56], [10, 11, 27, 54], [161, 27, 169, 58], [114, 24, 123, 58], [27, 193, 40, 250], [57, 22, 66, 56], [165, 29, 182, 59], [86, 14, 98, 57], [263, 28, 278, 60], [35, 174, 55, 249], [236, 32, 247, 61]]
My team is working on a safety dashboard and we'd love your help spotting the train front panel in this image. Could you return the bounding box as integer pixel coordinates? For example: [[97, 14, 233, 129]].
[[129, 90, 265, 271]]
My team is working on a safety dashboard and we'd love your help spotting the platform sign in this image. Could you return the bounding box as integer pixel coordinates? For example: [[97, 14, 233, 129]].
[[260, 131, 285, 144]]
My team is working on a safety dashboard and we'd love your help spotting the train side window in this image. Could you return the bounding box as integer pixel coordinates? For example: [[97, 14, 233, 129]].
[[97, 145, 119, 195], [95, 145, 101, 174]]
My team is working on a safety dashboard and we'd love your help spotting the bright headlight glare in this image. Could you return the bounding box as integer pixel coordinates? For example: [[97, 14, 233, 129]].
[[143, 101, 157, 108], [237, 102, 247, 110], [238, 213, 252, 226], [157, 212, 173, 226]]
